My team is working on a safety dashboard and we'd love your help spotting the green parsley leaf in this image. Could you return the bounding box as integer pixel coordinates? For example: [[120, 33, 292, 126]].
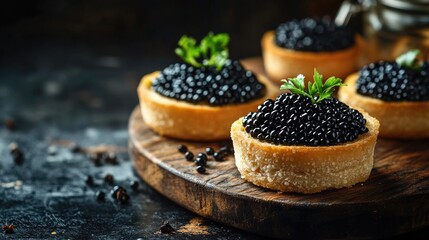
[[175, 32, 230, 71], [395, 49, 422, 71], [280, 69, 346, 103]]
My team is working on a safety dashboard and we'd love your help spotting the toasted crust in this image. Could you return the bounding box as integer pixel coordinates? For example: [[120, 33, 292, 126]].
[[338, 73, 429, 139], [261, 31, 362, 82], [138, 71, 279, 141], [231, 111, 379, 194]]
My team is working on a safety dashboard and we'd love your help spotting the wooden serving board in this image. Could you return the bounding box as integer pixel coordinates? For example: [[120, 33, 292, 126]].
[[129, 59, 429, 239]]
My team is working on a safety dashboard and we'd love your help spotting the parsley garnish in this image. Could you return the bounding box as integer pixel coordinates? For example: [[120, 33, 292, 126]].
[[395, 49, 422, 71], [175, 32, 230, 71], [280, 69, 346, 103]]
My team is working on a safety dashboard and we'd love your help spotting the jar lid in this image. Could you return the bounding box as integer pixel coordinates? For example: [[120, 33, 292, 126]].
[[379, 0, 429, 12]]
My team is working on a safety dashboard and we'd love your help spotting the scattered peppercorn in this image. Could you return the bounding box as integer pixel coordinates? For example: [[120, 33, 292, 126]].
[[4, 117, 16, 130], [160, 221, 174, 234], [185, 151, 194, 161], [115, 188, 130, 204], [104, 174, 114, 185], [9, 142, 24, 165], [110, 186, 124, 198], [89, 153, 102, 166], [195, 157, 207, 167], [2, 224, 15, 234], [213, 152, 224, 161], [85, 175, 94, 186], [205, 147, 214, 156], [177, 144, 188, 153], [110, 186, 129, 204], [104, 152, 118, 165], [69, 143, 82, 153], [130, 180, 139, 191], [96, 191, 105, 202], [196, 165, 206, 174]]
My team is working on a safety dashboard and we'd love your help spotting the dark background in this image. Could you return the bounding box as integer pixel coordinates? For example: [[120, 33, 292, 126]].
[[0, 0, 345, 67], [5, 1, 427, 239]]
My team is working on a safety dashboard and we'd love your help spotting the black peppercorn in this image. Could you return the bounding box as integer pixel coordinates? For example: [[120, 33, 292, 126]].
[[115, 188, 129, 204], [185, 151, 194, 161], [213, 152, 224, 161], [177, 144, 188, 153], [110, 186, 123, 198], [2, 224, 15, 234], [96, 191, 105, 202], [196, 165, 206, 174], [130, 180, 139, 191], [205, 147, 214, 156], [85, 175, 94, 186], [160, 221, 174, 234], [9, 142, 24, 165], [110, 186, 129, 205], [4, 117, 16, 130], [70, 143, 82, 153], [104, 174, 114, 185], [89, 153, 102, 166], [104, 152, 118, 165]]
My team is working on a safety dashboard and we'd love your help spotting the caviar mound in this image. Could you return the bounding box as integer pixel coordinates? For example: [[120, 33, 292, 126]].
[[275, 18, 355, 52], [262, 31, 361, 82], [243, 94, 368, 146], [338, 73, 429, 139], [356, 61, 429, 101], [138, 71, 279, 141], [231, 110, 379, 194], [152, 60, 266, 106]]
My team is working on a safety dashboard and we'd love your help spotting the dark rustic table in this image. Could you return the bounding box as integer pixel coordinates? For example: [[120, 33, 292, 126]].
[[1, 41, 428, 239]]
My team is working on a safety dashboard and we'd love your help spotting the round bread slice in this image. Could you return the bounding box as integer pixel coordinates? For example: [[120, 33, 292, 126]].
[[231, 111, 379, 194], [261, 31, 362, 82], [338, 73, 429, 139], [138, 71, 279, 141]]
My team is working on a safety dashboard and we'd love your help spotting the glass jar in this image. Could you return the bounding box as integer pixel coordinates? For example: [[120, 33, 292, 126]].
[[336, 0, 429, 62]]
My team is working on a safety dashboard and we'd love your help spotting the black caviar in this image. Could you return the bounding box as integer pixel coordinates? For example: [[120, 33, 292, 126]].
[[275, 17, 355, 52], [243, 94, 368, 146], [152, 60, 265, 106], [356, 61, 429, 101]]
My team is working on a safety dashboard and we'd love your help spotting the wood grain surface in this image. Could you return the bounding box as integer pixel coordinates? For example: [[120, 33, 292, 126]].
[[129, 59, 429, 239]]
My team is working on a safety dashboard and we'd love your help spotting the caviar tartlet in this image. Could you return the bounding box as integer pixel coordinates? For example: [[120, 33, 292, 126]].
[[338, 50, 429, 139], [138, 33, 278, 141], [231, 70, 379, 194], [262, 17, 362, 82]]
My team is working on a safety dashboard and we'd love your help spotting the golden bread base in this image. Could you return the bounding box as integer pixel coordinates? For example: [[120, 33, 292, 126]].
[[338, 73, 429, 139], [261, 31, 361, 82], [231, 111, 379, 194], [137, 71, 279, 141]]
